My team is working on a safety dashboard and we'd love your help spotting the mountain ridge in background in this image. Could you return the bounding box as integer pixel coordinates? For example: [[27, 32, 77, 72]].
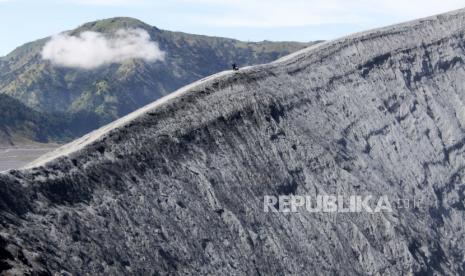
[[0, 17, 318, 145]]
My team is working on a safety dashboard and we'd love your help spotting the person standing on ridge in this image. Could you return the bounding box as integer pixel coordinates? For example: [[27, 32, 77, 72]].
[[232, 63, 239, 71]]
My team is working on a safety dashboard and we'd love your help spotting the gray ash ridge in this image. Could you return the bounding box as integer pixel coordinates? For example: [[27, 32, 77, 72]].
[[2, 8, 465, 275]]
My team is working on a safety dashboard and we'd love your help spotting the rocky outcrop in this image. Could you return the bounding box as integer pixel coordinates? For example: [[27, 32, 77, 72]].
[[2, 9, 465, 275]]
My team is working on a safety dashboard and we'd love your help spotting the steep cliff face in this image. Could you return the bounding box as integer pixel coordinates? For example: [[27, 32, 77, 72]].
[[2, 9, 465, 275]]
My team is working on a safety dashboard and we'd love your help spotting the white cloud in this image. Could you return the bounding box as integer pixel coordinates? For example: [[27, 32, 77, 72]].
[[42, 28, 165, 69]]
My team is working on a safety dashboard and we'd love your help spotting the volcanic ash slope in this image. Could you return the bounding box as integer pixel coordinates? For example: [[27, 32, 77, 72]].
[[2, 9, 465, 276]]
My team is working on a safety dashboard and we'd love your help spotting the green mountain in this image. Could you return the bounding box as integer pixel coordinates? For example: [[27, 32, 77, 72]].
[[0, 17, 318, 144], [0, 94, 101, 146]]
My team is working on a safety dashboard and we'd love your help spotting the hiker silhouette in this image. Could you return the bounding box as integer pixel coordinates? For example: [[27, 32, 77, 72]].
[[232, 63, 239, 71]]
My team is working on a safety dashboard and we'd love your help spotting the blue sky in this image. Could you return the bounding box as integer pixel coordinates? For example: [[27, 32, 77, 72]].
[[0, 0, 464, 56]]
